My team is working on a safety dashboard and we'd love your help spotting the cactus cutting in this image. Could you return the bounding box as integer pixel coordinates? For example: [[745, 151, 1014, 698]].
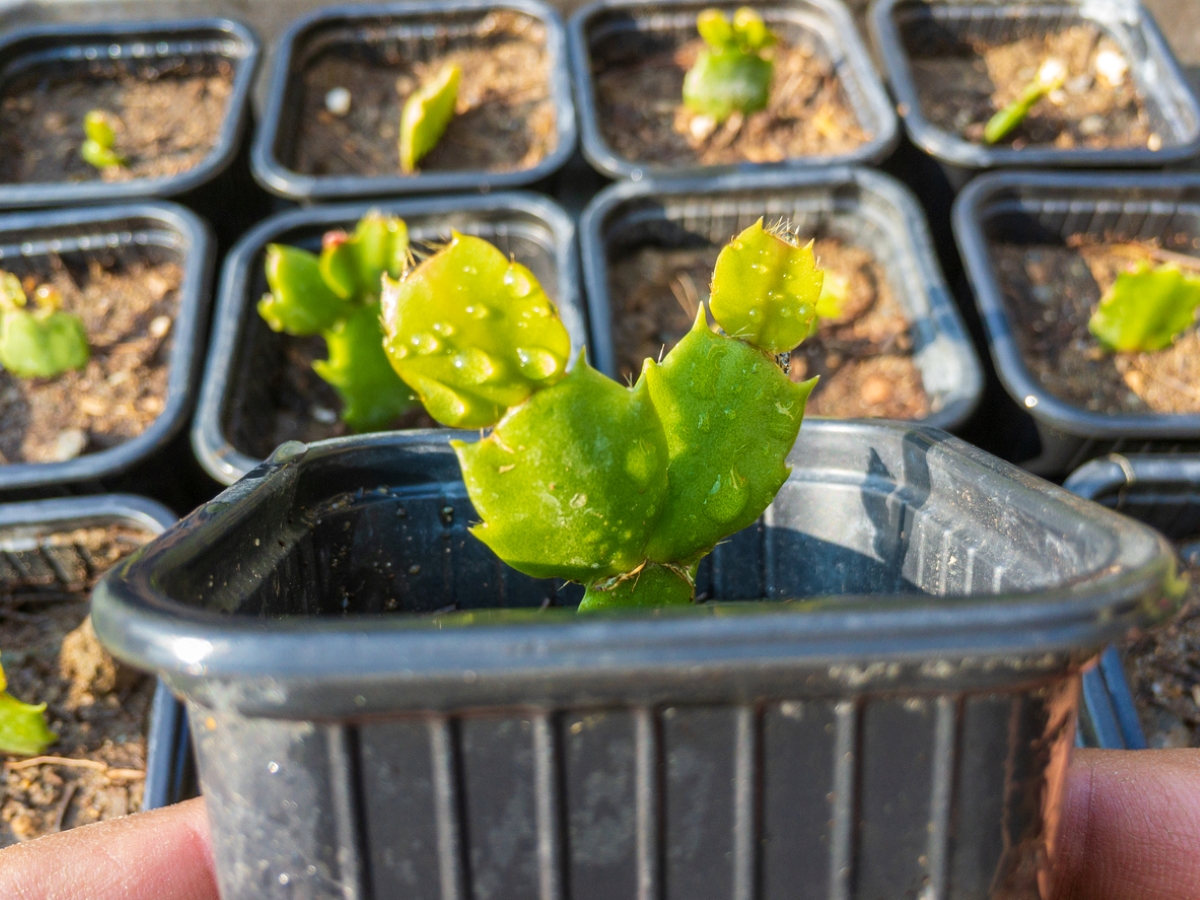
[[79, 109, 127, 170], [383, 219, 821, 609], [256, 210, 419, 432], [399, 63, 462, 174], [0, 271, 89, 379], [682, 7, 776, 123]]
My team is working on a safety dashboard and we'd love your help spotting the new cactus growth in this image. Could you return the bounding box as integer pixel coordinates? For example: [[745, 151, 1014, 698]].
[[1088, 263, 1200, 352], [983, 58, 1066, 145], [0, 659, 56, 757], [0, 271, 89, 379], [399, 63, 462, 174], [256, 211, 419, 432], [382, 219, 821, 609], [80, 110, 126, 170], [683, 7, 776, 123]]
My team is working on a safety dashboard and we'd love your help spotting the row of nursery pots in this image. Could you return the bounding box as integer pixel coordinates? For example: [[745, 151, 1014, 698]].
[[6, 166, 1200, 506], [0, 0, 1196, 211]]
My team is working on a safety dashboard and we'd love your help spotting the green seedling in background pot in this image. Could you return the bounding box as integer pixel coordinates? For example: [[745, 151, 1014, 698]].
[[382, 218, 821, 610], [1088, 263, 1200, 352], [80, 110, 127, 170], [0, 272, 89, 379], [399, 63, 462, 174], [983, 58, 1066, 145], [683, 7, 776, 123], [0, 659, 56, 757], [257, 210, 418, 432]]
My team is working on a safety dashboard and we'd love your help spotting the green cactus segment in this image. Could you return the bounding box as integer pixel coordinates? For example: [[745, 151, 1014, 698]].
[[314, 302, 418, 432], [258, 244, 349, 335], [683, 7, 775, 122], [399, 63, 462, 174], [80, 109, 126, 169], [0, 661, 56, 757], [0, 276, 90, 379], [579, 562, 696, 611], [320, 211, 410, 301], [642, 311, 815, 563], [1088, 264, 1200, 352], [382, 231, 572, 428], [454, 360, 669, 581], [708, 219, 824, 353], [983, 61, 1066, 145]]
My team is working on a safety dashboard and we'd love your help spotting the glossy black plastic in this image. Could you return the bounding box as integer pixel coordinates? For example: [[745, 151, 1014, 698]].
[[579, 167, 983, 431], [954, 170, 1200, 477], [871, 0, 1200, 188], [0, 19, 260, 209], [191, 192, 588, 486], [94, 422, 1179, 900], [569, 0, 898, 180], [0, 203, 215, 502], [251, 0, 577, 201]]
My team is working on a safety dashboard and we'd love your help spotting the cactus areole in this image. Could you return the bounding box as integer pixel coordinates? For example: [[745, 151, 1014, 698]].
[[382, 220, 822, 609]]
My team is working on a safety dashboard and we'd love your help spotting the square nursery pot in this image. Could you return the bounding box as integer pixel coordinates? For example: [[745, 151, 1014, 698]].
[[0, 494, 189, 845], [0, 203, 215, 508], [0, 19, 261, 215], [192, 192, 588, 486], [954, 170, 1200, 479], [1065, 453, 1200, 750], [92, 422, 1180, 900], [569, 0, 898, 181], [580, 167, 982, 430], [871, 0, 1200, 189], [251, 0, 576, 201]]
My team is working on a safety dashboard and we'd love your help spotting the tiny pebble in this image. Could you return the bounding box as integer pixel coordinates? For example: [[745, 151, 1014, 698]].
[[1065, 74, 1093, 95], [1079, 114, 1105, 136], [1047, 88, 1067, 106], [148, 315, 171, 339], [1095, 49, 1128, 87], [861, 375, 892, 406], [1038, 58, 1067, 86], [311, 406, 337, 424], [1148, 133, 1163, 151], [689, 115, 718, 141], [50, 428, 87, 462], [325, 87, 352, 117]]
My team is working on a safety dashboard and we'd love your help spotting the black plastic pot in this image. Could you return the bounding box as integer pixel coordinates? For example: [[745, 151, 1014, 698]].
[[0, 494, 188, 813], [251, 0, 576, 201], [0, 19, 260, 213], [871, 0, 1200, 189], [953, 170, 1200, 478], [0, 203, 215, 509], [192, 192, 588, 486], [94, 422, 1179, 900], [569, 0, 898, 181], [1066, 453, 1200, 750], [580, 166, 983, 431]]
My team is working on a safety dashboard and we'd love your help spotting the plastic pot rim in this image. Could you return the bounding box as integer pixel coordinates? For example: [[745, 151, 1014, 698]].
[[577, 165, 984, 432], [870, 0, 1200, 171], [568, 0, 899, 181], [95, 420, 1179, 699], [953, 168, 1200, 441], [190, 190, 586, 486], [249, 0, 578, 201], [0, 202, 215, 492], [0, 18, 261, 209]]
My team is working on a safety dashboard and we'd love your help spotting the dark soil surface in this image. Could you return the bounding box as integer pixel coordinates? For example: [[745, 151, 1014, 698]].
[[0, 251, 182, 465], [239, 334, 438, 460], [606, 238, 930, 419], [1123, 542, 1200, 748], [0, 524, 154, 845], [593, 33, 868, 167], [992, 234, 1200, 414], [293, 11, 556, 178], [908, 24, 1157, 150], [0, 57, 233, 185]]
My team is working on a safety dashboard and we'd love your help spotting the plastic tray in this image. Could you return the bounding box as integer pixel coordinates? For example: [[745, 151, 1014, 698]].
[[94, 422, 1180, 900], [569, 0, 897, 181], [871, 0, 1200, 187], [0, 18, 260, 209], [953, 169, 1200, 477], [0, 202, 214, 499], [192, 191, 588, 486], [579, 166, 983, 432], [251, 0, 577, 201]]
